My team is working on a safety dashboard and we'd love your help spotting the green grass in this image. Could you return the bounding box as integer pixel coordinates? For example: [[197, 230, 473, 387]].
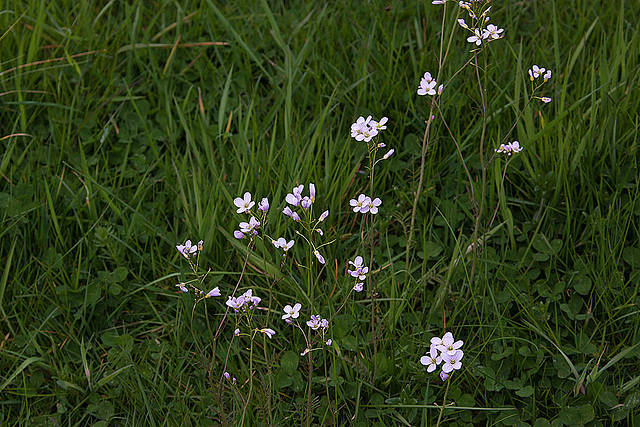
[[1, 0, 639, 425]]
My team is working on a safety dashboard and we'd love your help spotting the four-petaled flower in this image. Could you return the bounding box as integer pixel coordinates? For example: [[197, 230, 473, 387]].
[[307, 315, 329, 330], [366, 197, 382, 215], [206, 287, 221, 298], [239, 216, 260, 235], [283, 206, 300, 221], [482, 24, 504, 40], [417, 72, 438, 96], [467, 28, 483, 46], [348, 256, 369, 281], [350, 194, 371, 213], [353, 282, 364, 292], [442, 350, 464, 373], [436, 332, 464, 356], [272, 237, 295, 251], [495, 141, 523, 156], [234, 192, 255, 214], [420, 346, 443, 373], [282, 303, 302, 320], [258, 197, 270, 212], [176, 240, 198, 258]]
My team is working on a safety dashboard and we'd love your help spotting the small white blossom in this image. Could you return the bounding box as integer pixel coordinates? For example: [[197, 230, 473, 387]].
[[233, 192, 255, 214]]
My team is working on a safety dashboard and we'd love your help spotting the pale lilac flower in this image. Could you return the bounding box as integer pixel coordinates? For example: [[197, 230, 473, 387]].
[[283, 206, 300, 221], [307, 314, 328, 330], [314, 250, 325, 264], [420, 346, 443, 373], [440, 371, 449, 381], [239, 216, 260, 235], [242, 289, 261, 307], [309, 183, 316, 203], [495, 141, 523, 156], [234, 192, 254, 214], [457, 18, 468, 29], [430, 336, 443, 348], [350, 194, 371, 213], [348, 256, 369, 280], [383, 149, 395, 160], [197, 240, 204, 251], [319, 210, 329, 222], [350, 116, 378, 142], [226, 295, 244, 311], [437, 332, 464, 356], [261, 328, 276, 339], [223, 372, 231, 379], [315, 228, 323, 236], [353, 282, 364, 292], [432, 0, 445, 3], [417, 72, 437, 96], [437, 84, 444, 95], [482, 24, 504, 40], [282, 303, 302, 320], [442, 350, 464, 373], [272, 237, 295, 251], [541, 97, 552, 103], [373, 116, 388, 131], [528, 65, 545, 80], [367, 197, 382, 215], [234, 230, 245, 239], [326, 339, 332, 346], [286, 185, 304, 206], [206, 287, 221, 298], [176, 283, 188, 292], [543, 69, 552, 81], [467, 28, 483, 46], [300, 196, 312, 210], [234, 328, 240, 336], [378, 142, 386, 148], [176, 240, 198, 258], [258, 197, 269, 212]]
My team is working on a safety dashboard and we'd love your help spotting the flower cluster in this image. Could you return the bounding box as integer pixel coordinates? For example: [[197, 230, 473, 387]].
[[347, 256, 368, 292], [528, 65, 553, 103], [350, 115, 388, 143], [233, 192, 268, 239], [417, 72, 443, 97], [495, 140, 523, 156], [349, 194, 382, 214], [226, 289, 261, 312], [420, 332, 464, 381], [272, 237, 295, 252], [433, 1, 503, 48]]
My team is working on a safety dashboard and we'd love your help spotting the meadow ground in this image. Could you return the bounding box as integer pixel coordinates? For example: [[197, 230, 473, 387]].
[[1, 0, 639, 425]]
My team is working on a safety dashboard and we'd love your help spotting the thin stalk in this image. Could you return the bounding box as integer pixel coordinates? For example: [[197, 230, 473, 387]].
[[435, 378, 451, 427]]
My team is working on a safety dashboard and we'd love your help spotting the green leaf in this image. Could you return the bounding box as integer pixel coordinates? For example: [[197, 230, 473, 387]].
[[516, 385, 534, 397], [622, 247, 640, 268], [280, 351, 299, 376]]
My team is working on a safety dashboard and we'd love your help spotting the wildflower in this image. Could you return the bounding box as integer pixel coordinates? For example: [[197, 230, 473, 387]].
[[309, 183, 316, 203], [176, 283, 188, 292], [223, 372, 236, 382], [307, 315, 329, 330], [283, 206, 300, 221], [234, 230, 245, 239], [372, 116, 388, 131], [258, 197, 269, 212], [206, 287, 221, 298], [350, 194, 371, 213], [441, 350, 464, 373], [417, 72, 437, 96], [467, 28, 483, 46], [286, 185, 304, 206], [528, 65, 545, 80], [300, 196, 312, 210], [348, 256, 369, 281], [261, 328, 276, 339], [326, 339, 332, 346], [282, 303, 302, 320], [437, 332, 464, 356], [176, 240, 198, 258], [234, 192, 255, 214], [541, 97, 552, 103], [378, 142, 386, 148], [353, 282, 364, 292], [482, 24, 504, 40], [350, 116, 378, 142], [440, 371, 449, 381], [239, 216, 260, 235], [272, 237, 295, 251], [437, 84, 444, 95], [495, 141, 523, 156], [457, 18, 468, 29], [430, 336, 443, 348], [314, 250, 326, 264], [315, 228, 323, 236], [197, 240, 204, 251], [226, 295, 245, 311], [319, 210, 329, 221], [234, 328, 240, 336], [420, 346, 443, 373], [367, 197, 382, 215], [543, 69, 552, 81], [242, 289, 261, 307], [383, 149, 395, 160], [301, 348, 310, 356], [432, 0, 445, 3]]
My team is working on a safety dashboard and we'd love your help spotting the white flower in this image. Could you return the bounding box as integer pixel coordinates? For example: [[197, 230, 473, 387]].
[[234, 192, 254, 214], [272, 237, 295, 251], [282, 303, 302, 320], [467, 28, 483, 46], [436, 332, 464, 356], [441, 350, 464, 373], [420, 346, 442, 373], [349, 194, 371, 213], [543, 69, 552, 81], [482, 24, 504, 40], [261, 328, 276, 339], [353, 282, 364, 292], [176, 283, 188, 292], [457, 18, 468, 29], [541, 97, 552, 103], [383, 149, 395, 159], [258, 197, 269, 212], [495, 141, 523, 156], [314, 250, 326, 264], [417, 72, 438, 96], [239, 216, 260, 234], [367, 197, 382, 215], [206, 287, 221, 298], [319, 210, 329, 222], [176, 240, 198, 258]]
